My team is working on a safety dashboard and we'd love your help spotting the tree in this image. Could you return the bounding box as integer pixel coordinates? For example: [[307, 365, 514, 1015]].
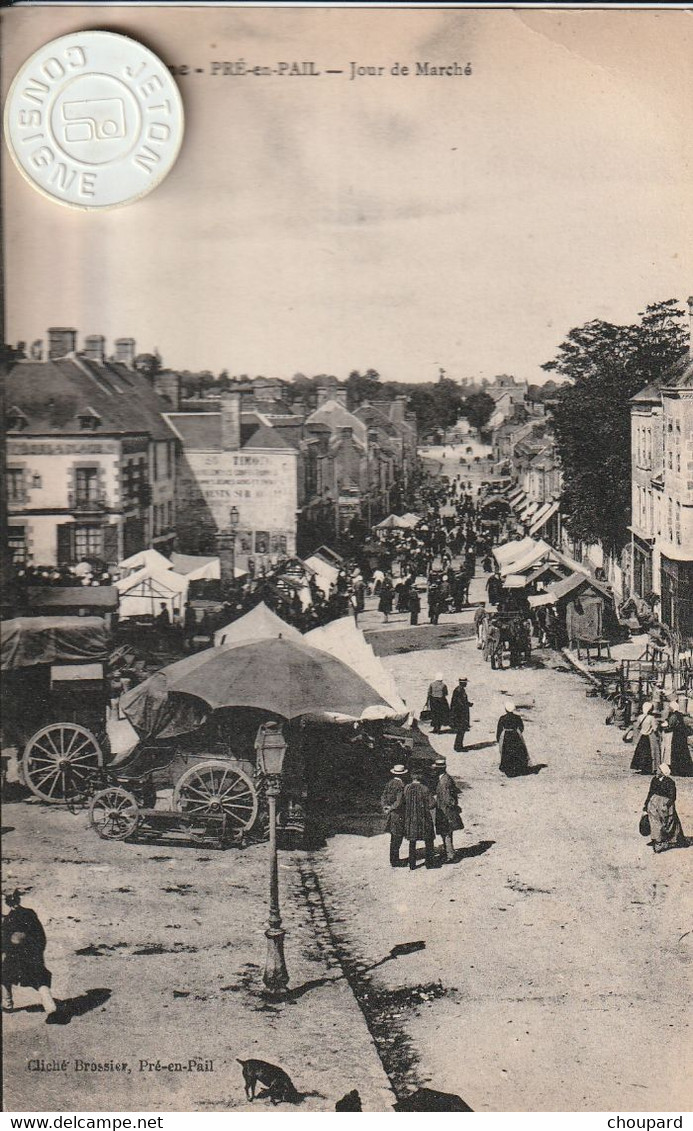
[[545, 299, 688, 553], [461, 390, 495, 431], [134, 349, 162, 379]]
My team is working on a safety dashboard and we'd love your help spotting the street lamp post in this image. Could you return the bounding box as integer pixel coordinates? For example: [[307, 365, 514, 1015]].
[[256, 723, 290, 997], [228, 505, 239, 580]]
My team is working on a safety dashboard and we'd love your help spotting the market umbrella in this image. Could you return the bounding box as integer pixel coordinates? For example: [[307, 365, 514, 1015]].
[[120, 637, 396, 739]]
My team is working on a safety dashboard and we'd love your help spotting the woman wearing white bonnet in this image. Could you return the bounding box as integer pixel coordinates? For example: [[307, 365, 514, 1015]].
[[630, 700, 661, 775], [661, 698, 693, 776], [643, 762, 688, 853]]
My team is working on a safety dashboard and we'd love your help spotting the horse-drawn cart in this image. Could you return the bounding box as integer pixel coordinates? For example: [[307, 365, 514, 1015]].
[[1, 616, 111, 804]]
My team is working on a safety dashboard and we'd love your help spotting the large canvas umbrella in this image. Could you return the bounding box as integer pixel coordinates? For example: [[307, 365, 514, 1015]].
[[121, 637, 395, 739]]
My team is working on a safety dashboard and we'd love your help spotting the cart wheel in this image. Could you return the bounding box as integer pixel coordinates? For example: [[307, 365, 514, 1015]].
[[23, 723, 103, 805], [89, 787, 140, 841], [173, 760, 258, 835]]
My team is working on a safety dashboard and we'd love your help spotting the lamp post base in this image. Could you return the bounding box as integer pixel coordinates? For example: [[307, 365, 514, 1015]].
[[263, 926, 289, 997]]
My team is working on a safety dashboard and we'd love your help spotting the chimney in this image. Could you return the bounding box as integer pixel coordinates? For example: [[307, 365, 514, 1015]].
[[114, 337, 136, 368], [333, 387, 348, 408], [339, 426, 353, 441], [367, 428, 379, 446], [220, 391, 241, 451], [83, 334, 106, 364], [48, 327, 77, 359], [30, 339, 43, 361], [155, 371, 181, 412], [316, 385, 332, 408]]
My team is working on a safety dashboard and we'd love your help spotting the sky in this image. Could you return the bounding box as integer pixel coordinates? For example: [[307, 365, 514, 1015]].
[[3, 6, 692, 384]]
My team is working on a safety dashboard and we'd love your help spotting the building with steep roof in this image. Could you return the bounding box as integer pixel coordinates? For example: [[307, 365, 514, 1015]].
[[5, 328, 178, 567]]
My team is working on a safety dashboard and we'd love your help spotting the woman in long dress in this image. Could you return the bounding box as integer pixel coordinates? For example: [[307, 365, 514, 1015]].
[[661, 699, 693, 777], [497, 700, 531, 777], [643, 763, 688, 853], [630, 702, 661, 774]]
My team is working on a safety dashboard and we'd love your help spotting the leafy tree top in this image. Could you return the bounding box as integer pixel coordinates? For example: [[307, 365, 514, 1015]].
[[545, 300, 688, 553]]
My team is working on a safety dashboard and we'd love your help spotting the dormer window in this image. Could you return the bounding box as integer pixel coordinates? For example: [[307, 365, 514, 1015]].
[[6, 405, 28, 431], [77, 406, 102, 431]]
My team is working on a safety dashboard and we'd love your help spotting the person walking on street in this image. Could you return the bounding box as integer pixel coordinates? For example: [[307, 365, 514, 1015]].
[[403, 770, 439, 869], [643, 763, 688, 853], [630, 702, 661, 774], [426, 672, 450, 734], [661, 700, 693, 776], [450, 677, 473, 751], [381, 765, 408, 867], [497, 700, 532, 776], [409, 588, 421, 626], [378, 577, 394, 624], [434, 757, 464, 863], [2, 890, 58, 1018]]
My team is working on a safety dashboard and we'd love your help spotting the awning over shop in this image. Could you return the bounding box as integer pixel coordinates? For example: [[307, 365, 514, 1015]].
[[214, 601, 302, 647], [519, 501, 539, 520], [498, 539, 556, 578], [529, 500, 560, 536]]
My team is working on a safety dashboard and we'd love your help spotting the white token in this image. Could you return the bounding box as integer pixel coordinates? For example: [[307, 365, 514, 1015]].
[[3, 30, 184, 210]]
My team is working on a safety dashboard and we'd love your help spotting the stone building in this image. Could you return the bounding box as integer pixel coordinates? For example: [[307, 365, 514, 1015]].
[[5, 328, 177, 567], [166, 392, 298, 572], [630, 331, 693, 638]]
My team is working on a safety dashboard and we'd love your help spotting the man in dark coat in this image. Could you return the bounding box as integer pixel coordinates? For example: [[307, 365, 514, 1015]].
[[380, 765, 407, 867], [450, 677, 473, 751], [486, 570, 503, 607], [433, 757, 464, 863], [409, 588, 421, 626], [2, 890, 57, 1017], [403, 770, 438, 869]]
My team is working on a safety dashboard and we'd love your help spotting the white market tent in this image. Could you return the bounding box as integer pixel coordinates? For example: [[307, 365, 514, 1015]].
[[501, 538, 556, 578], [375, 513, 414, 531], [169, 552, 221, 581], [118, 547, 173, 578], [114, 566, 188, 619], [213, 601, 302, 647], [305, 616, 409, 717], [303, 553, 340, 597], [493, 536, 536, 570]]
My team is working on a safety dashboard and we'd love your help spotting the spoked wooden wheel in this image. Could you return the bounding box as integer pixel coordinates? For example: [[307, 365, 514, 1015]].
[[23, 723, 103, 804], [89, 787, 140, 841], [173, 760, 258, 834]]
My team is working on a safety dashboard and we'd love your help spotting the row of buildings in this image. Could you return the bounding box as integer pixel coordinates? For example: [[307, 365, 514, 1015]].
[[3, 329, 418, 576], [487, 312, 693, 642]]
